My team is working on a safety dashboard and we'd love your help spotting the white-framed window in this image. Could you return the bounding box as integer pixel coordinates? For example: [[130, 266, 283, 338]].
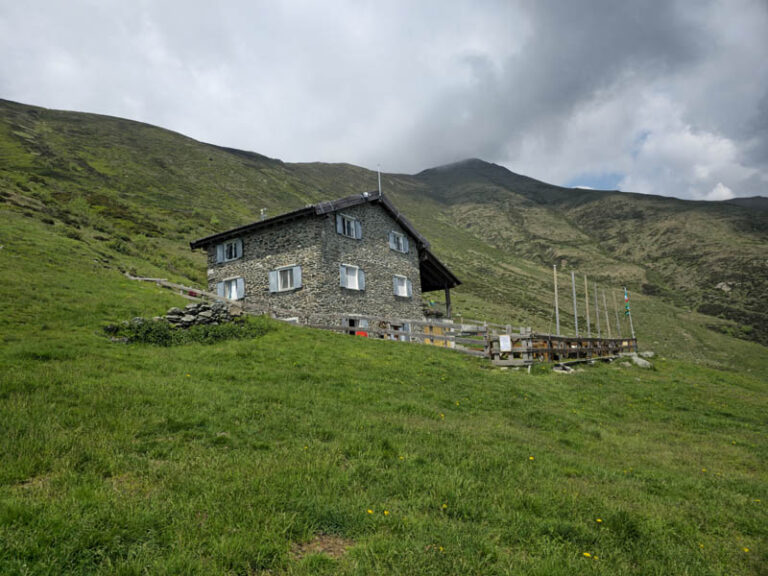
[[336, 213, 362, 239], [268, 265, 302, 293], [215, 238, 243, 263], [393, 275, 413, 298], [339, 264, 365, 290], [216, 277, 245, 300], [388, 231, 409, 253]]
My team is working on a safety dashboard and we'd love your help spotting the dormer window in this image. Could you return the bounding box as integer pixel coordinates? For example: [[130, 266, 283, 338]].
[[336, 214, 362, 239], [389, 231, 409, 253], [215, 238, 243, 263]]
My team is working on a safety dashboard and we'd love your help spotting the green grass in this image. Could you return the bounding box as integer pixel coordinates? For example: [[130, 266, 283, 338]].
[[1, 100, 767, 574], [2, 320, 766, 574], [1, 210, 767, 574]]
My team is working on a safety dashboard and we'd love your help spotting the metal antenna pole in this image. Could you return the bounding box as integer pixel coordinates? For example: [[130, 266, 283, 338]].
[[377, 164, 382, 195], [553, 265, 560, 336], [571, 271, 579, 336], [584, 275, 591, 338]]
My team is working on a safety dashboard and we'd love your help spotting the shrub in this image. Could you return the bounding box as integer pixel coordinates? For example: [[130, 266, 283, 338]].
[[104, 315, 272, 346]]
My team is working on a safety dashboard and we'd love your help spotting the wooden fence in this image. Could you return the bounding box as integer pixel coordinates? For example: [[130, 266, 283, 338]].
[[300, 313, 636, 366], [127, 275, 637, 366]]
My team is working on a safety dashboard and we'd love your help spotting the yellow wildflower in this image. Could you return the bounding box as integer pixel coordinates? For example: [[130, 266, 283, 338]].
[[529, 456, 535, 461], [583, 552, 591, 558], [384, 510, 389, 516], [743, 547, 749, 553], [442, 503, 448, 509], [596, 518, 602, 523], [367, 509, 373, 515]]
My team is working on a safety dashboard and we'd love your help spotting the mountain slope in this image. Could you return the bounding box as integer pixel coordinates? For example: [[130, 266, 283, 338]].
[[1, 98, 766, 354]]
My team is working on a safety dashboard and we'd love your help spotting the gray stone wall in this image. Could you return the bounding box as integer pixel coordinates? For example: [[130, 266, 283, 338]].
[[206, 201, 424, 322]]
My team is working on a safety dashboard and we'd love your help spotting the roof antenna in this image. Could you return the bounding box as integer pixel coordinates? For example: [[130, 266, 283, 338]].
[[377, 164, 382, 196]]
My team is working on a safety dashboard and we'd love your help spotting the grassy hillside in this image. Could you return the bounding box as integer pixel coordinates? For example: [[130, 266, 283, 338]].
[[1, 210, 766, 574], [1, 99, 766, 357]]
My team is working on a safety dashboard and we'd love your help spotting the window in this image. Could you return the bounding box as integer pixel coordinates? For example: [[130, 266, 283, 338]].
[[215, 238, 243, 263], [393, 275, 413, 298], [388, 231, 409, 253], [216, 277, 245, 300], [269, 265, 302, 292], [336, 214, 362, 239], [339, 264, 365, 290]]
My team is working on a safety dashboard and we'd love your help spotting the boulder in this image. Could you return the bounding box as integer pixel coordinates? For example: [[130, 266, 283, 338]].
[[167, 307, 183, 316], [630, 354, 653, 369], [181, 314, 196, 324]]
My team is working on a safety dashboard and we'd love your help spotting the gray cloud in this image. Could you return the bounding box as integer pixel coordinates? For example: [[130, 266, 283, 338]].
[[1, 0, 766, 199]]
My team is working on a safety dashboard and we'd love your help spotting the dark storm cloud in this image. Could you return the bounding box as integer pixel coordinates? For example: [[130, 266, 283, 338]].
[[1, 0, 766, 199]]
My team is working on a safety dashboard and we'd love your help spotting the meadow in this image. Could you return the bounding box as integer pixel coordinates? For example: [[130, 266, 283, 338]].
[[1, 212, 766, 575]]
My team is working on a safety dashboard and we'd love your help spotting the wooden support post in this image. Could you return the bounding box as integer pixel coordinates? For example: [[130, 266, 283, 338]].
[[444, 287, 452, 319], [612, 290, 622, 338]]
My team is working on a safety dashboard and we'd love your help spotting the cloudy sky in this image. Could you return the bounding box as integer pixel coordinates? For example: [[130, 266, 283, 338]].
[[2, 0, 767, 200]]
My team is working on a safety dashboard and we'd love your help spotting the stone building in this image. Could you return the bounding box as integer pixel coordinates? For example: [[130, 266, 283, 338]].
[[189, 191, 460, 325]]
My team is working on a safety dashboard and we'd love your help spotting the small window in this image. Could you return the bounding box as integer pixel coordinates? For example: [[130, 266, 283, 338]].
[[269, 265, 302, 293], [388, 231, 409, 253], [217, 277, 245, 300], [336, 214, 362, 239], [216, 238, 243, 263], [340, 264, 365, 291], [393, 275, 413, 298]]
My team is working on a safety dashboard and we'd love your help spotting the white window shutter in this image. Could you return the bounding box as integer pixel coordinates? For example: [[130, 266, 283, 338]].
[[393, 276, 398, 295], [216, 244, 225, 263], [403, 236, 409, 253], [336, 214, 343, 234], [293, 265, 302, 288], [216, 281, 225, 297], [388, 231, 396, 250], [236, 278, 245, 299], [235, 238, 243, 259], [339, 264, 346, 287], [354, 220, 362, 239], [407, 279, 413, 298], [268, 270, 278, 293], [358, 269, 365, 291]]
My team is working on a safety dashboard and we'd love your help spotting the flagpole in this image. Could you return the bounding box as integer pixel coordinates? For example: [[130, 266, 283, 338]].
[[612, 290, 621, 338], [553, 265, 560, 336], [624, 285, 636, 340], [571, 271, 579, 336], [584, 275, 591, 338], [594, 282, 601, 339], [602, 290, 611, 338]]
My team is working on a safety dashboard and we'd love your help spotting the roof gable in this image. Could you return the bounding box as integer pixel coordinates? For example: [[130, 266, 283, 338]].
[[190, 191, 460, 290]]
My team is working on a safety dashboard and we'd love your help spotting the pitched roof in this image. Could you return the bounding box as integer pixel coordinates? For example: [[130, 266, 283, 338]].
[[190, 191, 460, 290]]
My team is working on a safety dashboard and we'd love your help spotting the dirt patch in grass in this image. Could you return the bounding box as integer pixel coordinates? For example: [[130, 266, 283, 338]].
[[290, 533, 354, 560]]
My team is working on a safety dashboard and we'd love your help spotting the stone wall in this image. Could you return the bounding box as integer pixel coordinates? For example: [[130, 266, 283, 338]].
[[206, 201, 424, 322]]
